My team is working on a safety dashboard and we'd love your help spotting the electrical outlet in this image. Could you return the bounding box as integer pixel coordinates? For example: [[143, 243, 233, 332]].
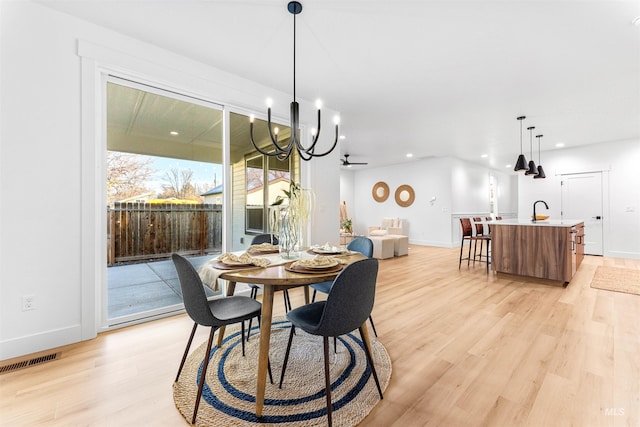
[[22, 295, 35, 311]]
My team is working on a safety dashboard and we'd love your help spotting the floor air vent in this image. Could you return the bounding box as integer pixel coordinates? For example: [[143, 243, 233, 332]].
[[0, 352, 61, 374]]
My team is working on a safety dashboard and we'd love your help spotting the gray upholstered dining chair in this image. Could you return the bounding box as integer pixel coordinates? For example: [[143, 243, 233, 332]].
[[278, 258, 383, 427], [310, 236, 378, 337], [172, 253, 268, 424], [246, 233, 291, 340]]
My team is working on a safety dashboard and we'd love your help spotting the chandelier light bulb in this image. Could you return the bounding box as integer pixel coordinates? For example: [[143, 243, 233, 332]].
[[333, 116, 340, 125], [315, 99, 322, 109], [274, 127, 279, 135], [310, 128, 317, 136], [266, 98, 273, 108], [249, 114, 255, 123]]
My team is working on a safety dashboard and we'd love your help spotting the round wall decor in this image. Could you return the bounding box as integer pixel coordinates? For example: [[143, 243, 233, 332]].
[[395, 185, 415, 207], [372, 182, 390, 203]]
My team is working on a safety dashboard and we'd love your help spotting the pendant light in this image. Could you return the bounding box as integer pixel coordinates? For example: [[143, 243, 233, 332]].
[[524, 126, 538, 176], [534, 134, 546, 179], [514, 116, 527, 172]]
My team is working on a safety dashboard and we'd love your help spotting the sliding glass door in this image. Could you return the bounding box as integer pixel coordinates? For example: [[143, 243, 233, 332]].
[[105, 77, 224, 326]]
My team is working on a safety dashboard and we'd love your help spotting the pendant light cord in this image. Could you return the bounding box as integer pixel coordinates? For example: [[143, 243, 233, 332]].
[[293, 10, 296, 102], [520, 120, 523, 152]]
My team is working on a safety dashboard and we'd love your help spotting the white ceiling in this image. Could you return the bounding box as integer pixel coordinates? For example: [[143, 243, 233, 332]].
[[36, 0, 640, 170]]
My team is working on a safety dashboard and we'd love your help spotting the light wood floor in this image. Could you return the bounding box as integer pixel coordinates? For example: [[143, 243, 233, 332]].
[[2, 245, 639, 426]]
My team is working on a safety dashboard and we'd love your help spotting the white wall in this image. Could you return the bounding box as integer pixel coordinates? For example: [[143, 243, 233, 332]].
[[339, 170, 355, 225], [517, 138, 640, 259], [0, 1, 340, 360], [347, 157, 456, 247]]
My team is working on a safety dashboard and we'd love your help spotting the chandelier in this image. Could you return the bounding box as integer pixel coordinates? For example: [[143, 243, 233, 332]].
[[249, 1, 339, 161]]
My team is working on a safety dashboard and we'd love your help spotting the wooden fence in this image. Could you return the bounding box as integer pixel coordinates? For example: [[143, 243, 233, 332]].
[[107, 202, 222, 265]]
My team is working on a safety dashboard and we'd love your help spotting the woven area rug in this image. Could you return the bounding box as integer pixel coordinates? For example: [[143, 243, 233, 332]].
[[173, 317, 391, 426], [590, 266, 640, 296]]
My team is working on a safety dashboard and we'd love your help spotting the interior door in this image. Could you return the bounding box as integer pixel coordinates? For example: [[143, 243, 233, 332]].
[[561, 172, 603, 255]]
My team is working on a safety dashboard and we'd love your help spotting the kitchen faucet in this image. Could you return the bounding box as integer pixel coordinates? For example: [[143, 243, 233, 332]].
[[533, 200, 549, 222]]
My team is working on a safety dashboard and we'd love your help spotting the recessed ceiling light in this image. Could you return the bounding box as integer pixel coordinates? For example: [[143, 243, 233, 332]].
[[481, 154, 488, 158], [633, 16, 640, 26], [555, 142, 565, 148], [406, 153, 413, 158], [170, 131, 179, 135], [505, 164, 512, 168], [339, 135, 346, 140]]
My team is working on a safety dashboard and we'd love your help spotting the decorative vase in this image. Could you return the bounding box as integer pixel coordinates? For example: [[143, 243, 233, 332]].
[[277, 205, 301, 260]]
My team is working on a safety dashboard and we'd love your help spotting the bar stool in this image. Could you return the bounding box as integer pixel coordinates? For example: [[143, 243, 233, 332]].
[[459, 218, 482, 268], [472, 217, 491, 272]]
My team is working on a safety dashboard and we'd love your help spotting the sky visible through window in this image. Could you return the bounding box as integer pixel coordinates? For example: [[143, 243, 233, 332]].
[[145, 155, 223, 194]]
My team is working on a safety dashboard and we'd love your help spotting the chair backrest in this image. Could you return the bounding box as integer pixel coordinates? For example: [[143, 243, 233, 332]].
[[313, 258, 379, 337], [472, 217, 484, 235], [460, 218, 473, 237], [251, 234, 279, 245], [346, 237, 374, 258], [172, 253, 217, 327]]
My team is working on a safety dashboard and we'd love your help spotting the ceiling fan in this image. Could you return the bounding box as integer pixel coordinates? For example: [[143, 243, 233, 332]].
[[340, 154, 368, 167]]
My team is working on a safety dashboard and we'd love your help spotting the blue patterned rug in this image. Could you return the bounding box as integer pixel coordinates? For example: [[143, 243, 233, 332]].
[[173, 317, 391, 426]]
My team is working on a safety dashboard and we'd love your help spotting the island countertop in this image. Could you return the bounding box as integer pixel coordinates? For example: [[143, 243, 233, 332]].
[[492, 219, 584, 228]]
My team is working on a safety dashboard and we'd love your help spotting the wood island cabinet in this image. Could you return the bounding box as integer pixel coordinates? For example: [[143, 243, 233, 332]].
[[491, 220, 585, 284]]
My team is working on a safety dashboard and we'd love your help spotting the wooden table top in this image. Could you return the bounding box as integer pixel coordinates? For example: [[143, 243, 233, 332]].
[[219, 252, 367, 286]]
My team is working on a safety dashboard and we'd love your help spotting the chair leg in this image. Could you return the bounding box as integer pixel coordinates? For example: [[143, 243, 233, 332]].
[[192, 327, 216, 425], [467, 238, 473, 266], [241, 321, 246, 357], [334, 336, 337, 354], [247, 287, 259, 340], [473, 239, 479, 264], [368, 315, 378, 337], [278, 325, 296, 388], [175, 322, 198, 382], [359, 326, 383, 400], [311, 289, 317, 302], [458, 238, 464, 268], [284, 290, 292, 312], [323, 336, 333, 427]]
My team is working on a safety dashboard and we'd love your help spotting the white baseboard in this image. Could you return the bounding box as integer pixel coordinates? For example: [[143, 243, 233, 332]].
[[606, 250, 640, 260], [0, 324, 82, 361], [408, 239, 456, 248]]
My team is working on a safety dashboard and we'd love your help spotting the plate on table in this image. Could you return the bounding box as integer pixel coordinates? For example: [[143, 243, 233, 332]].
[[285, 262, 343, 274], [211, 260, 263, 270], [248, 243, 280, 255], [309, 246, 344, 255]]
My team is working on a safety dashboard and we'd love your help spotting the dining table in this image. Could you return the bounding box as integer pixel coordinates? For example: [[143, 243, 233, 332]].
[[198, 247, 369, 417]]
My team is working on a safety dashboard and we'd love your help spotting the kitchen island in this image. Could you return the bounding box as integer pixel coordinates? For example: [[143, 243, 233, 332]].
[[490, 219, 585, 284]]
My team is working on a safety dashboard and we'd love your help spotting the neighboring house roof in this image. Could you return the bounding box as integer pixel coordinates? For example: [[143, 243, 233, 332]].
[[117, 191, 156, 203], [201, 184, 223, 196]]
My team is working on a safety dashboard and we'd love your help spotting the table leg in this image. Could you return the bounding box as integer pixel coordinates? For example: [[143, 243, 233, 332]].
[[360, 320, 373, 354], [303, 285, 310, 304], [217, 280, 237, 347], [256, 285, 274, 417]]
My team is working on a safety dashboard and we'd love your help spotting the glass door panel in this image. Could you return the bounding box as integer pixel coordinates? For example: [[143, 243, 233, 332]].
[[105, 77, 223, 326], [228, 112, 296, 252]]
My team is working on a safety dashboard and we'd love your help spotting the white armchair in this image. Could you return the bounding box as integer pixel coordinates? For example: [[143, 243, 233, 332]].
[[368, 217, 406, 237], [368, 217, 409, 257]]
